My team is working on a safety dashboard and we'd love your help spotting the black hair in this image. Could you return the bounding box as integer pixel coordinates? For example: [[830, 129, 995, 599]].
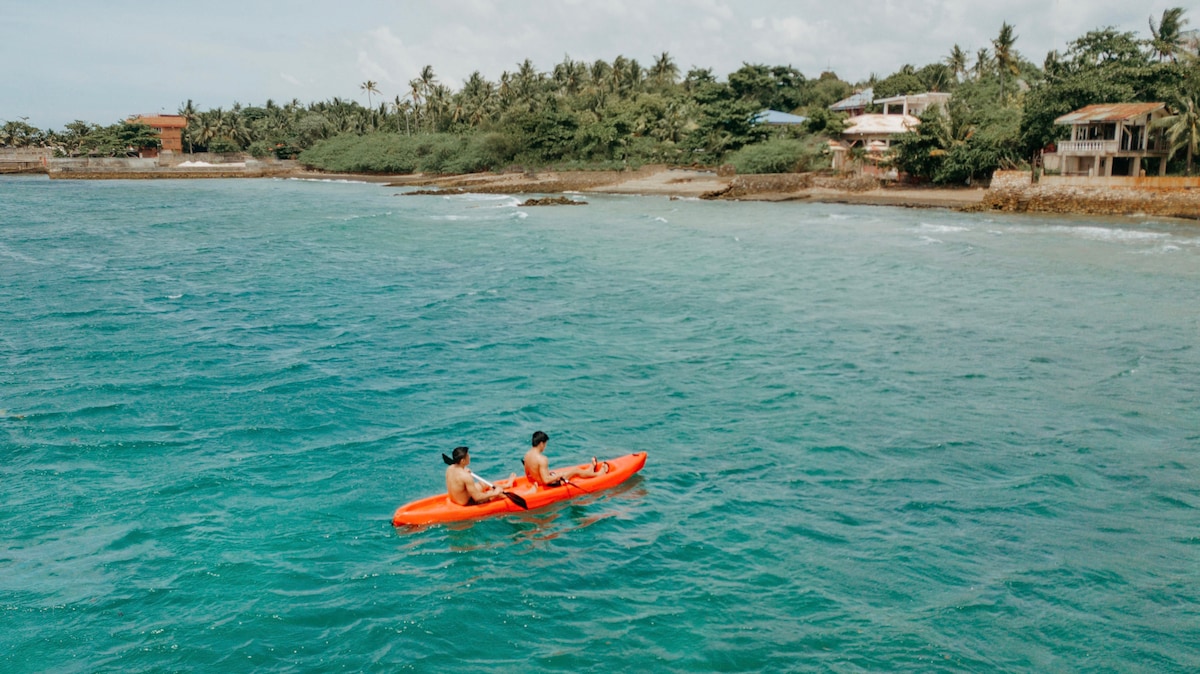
[[531, 430, 548, 447], [451, 446, 469, 465]]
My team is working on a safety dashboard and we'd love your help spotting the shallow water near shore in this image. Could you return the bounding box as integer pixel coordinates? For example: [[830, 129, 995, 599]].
[[3, 175, 1199, 672]]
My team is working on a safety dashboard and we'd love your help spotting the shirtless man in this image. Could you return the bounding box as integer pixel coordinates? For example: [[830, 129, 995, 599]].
[[522, 430, 608, 488], [444, 446, 508, 506]]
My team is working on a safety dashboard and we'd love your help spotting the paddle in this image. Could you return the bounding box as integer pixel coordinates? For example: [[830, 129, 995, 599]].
[[470, 471, 529, 509], [443, 453, 528, 509]]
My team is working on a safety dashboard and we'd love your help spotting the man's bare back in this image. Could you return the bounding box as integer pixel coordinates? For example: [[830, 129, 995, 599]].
[[522, 431, 607, 487], [443, 446, 506, 506]]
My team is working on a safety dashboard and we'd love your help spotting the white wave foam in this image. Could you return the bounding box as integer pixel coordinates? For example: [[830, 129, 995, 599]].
[[452, 193, 514, 202], [512, 211, 528, 219], [288, 177, 369, 184], [1132, 244, 1184, 255], [917, 223, 970, 233], [1050, 226, 1171, 243]]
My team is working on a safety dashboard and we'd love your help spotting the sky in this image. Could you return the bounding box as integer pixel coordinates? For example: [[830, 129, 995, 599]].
[[3, 0, 1188, 130]]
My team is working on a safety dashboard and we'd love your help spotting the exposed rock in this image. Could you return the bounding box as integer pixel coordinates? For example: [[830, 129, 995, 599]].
[[981, 170, 1200, 219], [703, 173, 814, 199], [519, 196, 586, 206], [402, 188, 464, 196]]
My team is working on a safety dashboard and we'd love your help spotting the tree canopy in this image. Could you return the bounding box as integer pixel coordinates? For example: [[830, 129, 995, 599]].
[[4, 8, 1197, 180]]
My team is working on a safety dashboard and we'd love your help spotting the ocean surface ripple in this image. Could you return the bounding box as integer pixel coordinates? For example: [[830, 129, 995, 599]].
[[3, 176, 1199, 672]]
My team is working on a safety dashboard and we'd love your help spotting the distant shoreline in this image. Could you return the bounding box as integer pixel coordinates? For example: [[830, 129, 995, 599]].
[[296, 166, 1200, 220], [291, 166, 989, 210], [22, 162, 1199, 219]]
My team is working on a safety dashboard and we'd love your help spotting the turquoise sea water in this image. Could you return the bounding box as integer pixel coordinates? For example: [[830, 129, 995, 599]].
[[3, 175, 1198, 672]]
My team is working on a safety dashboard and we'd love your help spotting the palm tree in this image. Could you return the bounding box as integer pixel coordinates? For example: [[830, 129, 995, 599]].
[[553, 56, 584, 96], [992, 22, 1019, 101], [391, 95, 412, 135], [945, 44, 968, 81], [195, 110, 219, 149], [426, 84, 452, 132], [609, 55, 629, 94], [408, 65, 438, 132], [177, 99, 198, 153], [1149, 7, 1189, 62], [459, 71, 496, 127], [649, 52, 679, 88], [360, 80, 380, 108], [513, 59, 543, 111], [972, 48, 991, 81], [1155, 95, 1200, 175], [625, 58, 644, 94]]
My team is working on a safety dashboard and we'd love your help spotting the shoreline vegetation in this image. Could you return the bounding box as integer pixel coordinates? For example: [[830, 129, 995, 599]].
[[3, 10, 1198, 218]]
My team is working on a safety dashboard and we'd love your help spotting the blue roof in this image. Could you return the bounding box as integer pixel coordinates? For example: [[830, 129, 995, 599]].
[[755, 109, 809, 125], [830, 88, 874, 111]]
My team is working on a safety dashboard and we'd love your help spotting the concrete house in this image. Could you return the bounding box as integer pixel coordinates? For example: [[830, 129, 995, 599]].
[[829, 90, 952, 175], [873, 92, 952, 117], [129, 114, 188, 157], [835, 91, 950, 153], [840, 113, 920, 150], [829, 88, 874, 117], [1045, 103, 1170, 177]]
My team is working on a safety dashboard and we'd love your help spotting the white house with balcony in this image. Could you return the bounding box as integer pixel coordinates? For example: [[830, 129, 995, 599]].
[[873, 92, 952, 118], [1046, 103, 1170, 177]]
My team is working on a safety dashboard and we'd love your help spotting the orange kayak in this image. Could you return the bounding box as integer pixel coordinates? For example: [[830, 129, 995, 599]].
[[392, 451, 647, 526]]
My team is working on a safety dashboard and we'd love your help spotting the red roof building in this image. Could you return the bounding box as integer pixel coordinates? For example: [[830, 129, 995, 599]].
[[129, 114, 188, 155]]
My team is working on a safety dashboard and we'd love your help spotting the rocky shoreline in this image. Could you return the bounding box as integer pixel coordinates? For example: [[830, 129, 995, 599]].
[[31, 161, 1198, 219], [292, 165, 990, 210]]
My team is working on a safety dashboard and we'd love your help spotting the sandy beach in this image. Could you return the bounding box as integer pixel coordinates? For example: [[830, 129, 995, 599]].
[[291, 165, 988, 209]]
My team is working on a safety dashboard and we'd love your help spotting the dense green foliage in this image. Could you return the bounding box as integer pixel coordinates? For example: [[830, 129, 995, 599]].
[[725, 137, 827, 174], [4, 8, 1198, 180], [297, 132, 508, 174]]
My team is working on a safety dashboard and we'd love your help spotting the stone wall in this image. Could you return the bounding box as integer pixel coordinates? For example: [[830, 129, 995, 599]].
[[982, 170, 1200, 219], [47, 156, 297, 179], [0, 148, 52, 173], [0, 148, 54, 161]]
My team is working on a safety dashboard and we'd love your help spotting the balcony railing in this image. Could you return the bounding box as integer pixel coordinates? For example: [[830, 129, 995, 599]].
[[1057, 140, 1118, 154], [1056, 139, 1169, 155]]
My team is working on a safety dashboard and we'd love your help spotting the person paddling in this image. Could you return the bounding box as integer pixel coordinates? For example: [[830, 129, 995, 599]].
[[444, 446, 512, 506], [522, 430, 608, 488]]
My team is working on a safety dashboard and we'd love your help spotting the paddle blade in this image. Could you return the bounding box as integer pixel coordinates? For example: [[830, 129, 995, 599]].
[[504, 491, 529, 509]]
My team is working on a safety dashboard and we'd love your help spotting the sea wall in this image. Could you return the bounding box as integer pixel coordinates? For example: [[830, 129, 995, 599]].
[[0, 148, 51, 173], [982, 170, 1200, 219], [0, 148, 54, 161], [47, 156, 297, 179]]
